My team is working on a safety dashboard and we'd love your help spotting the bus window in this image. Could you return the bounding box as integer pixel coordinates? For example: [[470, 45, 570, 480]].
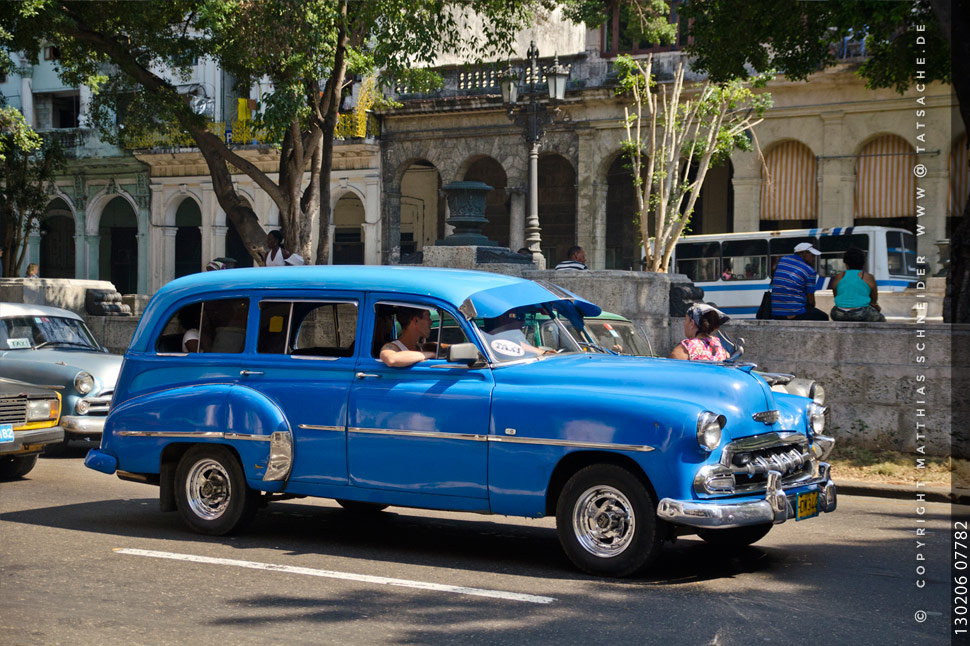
[[817, 233, 870, 278], [675, 242, 720, 282], [769, 236, 817, 276], [721, 239, 768, 280], [886, 230, 918, 276]]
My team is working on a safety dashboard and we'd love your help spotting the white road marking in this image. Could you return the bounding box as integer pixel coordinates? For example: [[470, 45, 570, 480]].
[[115, 548, 556, 604]]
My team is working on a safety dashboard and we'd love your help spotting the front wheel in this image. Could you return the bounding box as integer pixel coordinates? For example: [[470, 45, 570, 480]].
[[556, 464, 664, 577], [0, 454, 39, 480], [175, 445, 258, 535], [697, 524, 772, 547]]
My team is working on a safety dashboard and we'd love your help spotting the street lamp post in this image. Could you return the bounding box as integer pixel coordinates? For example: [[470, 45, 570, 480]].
[[500, 42, 568, 259]]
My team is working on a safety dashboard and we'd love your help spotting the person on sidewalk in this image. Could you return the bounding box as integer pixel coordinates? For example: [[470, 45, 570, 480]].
[[265, 230, 304, 266], [770, 242, 829, 321], [669, 303, 731, 361], [830, 247, 886, 322], [555, 246, 587, 271]]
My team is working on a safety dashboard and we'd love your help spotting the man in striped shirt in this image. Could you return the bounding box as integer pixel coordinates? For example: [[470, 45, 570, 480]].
[[770, 242, 829, 320], [555, 246, 588, 271]]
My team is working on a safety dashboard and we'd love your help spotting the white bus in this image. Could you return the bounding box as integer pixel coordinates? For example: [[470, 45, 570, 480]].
[[668, 226, 918, 318]]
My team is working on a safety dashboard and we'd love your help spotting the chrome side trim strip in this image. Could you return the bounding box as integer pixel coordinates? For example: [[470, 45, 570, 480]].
[[298, 424, 345, 432], [488, 436, 655, 453], [348, 427, 488, 442], [118, 430, 271, 441]]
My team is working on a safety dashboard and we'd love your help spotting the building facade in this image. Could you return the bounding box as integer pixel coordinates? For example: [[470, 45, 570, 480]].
[[2, 10, 963, 290]]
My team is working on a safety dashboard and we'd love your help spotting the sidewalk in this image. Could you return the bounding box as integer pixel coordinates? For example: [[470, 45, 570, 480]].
[[834, 478, 968, 505]]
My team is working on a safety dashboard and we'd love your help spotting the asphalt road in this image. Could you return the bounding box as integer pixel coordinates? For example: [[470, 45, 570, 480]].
[[0, 442, 959, 646]]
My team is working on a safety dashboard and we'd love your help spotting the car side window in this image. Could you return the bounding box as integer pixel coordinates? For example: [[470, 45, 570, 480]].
[[155, 298, 248, 354], [369, 302, 469, 360], [257, 300, 357, 357]]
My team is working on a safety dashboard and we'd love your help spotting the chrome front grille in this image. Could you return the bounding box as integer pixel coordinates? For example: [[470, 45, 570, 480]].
[[720, 432, 816, 494], [0, 397, 28, 426], [84, 390, 114, 415]]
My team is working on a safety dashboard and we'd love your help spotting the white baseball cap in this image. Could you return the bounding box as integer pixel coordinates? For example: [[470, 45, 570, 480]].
[[794, 242, 820, 255]]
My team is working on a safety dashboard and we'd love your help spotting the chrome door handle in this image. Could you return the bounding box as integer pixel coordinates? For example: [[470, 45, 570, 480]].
[[240, 370, 264, 376], [355, 372, 381, 379]]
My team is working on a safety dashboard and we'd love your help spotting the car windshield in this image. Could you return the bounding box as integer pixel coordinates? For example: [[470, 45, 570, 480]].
[[473, 302, 584, 363], [0, 315, 101, 351], [570, 319, 653, 357]]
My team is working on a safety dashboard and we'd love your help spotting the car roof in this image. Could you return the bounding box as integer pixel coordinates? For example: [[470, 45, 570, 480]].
[[132, 266, 601, 352], [0, 302, 82, 320]]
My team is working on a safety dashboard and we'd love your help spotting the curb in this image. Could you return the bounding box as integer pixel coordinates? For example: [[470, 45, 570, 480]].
[[834, 479, 969, 505]]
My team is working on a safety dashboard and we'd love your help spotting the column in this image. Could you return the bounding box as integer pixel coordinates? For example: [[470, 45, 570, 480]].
[[363, 177, 381, 265], [20, 73, 33, 128], [85, 234, 100, 280], [818, 111, 849, 228], [730, 151, 762, 232], [162, 227, 178, 286]]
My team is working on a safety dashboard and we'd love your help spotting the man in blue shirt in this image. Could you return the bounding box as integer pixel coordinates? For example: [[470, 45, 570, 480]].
[[770, 242, 829, 320]]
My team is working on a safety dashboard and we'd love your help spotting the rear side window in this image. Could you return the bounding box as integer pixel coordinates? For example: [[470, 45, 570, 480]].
[[155, 298, 249, 354], [257, 301, 358, 358]]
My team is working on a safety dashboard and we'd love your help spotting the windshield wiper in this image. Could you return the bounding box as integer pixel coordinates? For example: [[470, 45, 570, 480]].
[[34, 340, 95, 350]]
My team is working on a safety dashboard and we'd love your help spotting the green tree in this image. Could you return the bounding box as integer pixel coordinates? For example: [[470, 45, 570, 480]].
[[616, 54, 770, 272], [0, 0, 535, 265], [0, 133, 65, 278]]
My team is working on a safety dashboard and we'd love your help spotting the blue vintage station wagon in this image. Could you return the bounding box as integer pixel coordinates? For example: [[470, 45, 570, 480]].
[[86, 266, 836, 576]]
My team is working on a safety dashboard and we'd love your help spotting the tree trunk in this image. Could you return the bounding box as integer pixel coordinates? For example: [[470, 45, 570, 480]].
[[315, 0, 349, 266]]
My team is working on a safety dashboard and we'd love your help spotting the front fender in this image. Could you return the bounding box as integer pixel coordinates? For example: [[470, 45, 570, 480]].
[[98, 384, 292, 486]]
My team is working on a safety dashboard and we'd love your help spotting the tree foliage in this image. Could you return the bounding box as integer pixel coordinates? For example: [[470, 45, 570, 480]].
[[0, 134, 65, 278], [616, 54, 770, 272], [0, 0, 537, 266]]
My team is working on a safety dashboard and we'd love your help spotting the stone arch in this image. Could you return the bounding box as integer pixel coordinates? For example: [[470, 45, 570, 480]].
[[460, 155, 509, 248], [40, 197, 76, 278], [332, 191, 366, 264], [174, 197, 203, 277], [98, 195, 139, 293], [604, 150, 640, 270], [163, 190, 202, 227], [86, 186, 140, 236], [397, 158, 444, 256]]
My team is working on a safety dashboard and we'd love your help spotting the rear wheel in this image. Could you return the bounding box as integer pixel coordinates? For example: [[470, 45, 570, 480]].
[[556, 464, 664, 577], [336, 499, 389, 513], [175, 445, 258, 535], [0, 454, 39, 480], [697, 524, 772, 547]]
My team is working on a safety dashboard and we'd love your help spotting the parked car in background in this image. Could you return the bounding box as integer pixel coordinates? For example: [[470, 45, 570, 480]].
[[86, 266, 836, 577], [0, 303, 123, 441], [1, 378, 63, 479]]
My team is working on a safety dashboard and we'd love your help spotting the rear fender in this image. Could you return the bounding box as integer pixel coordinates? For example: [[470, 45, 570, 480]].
[[103, 384, 292, 488]]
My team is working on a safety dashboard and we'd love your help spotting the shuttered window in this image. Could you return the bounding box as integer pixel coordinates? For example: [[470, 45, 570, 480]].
[[854, 135, 916, 219], [760, 141, 817, 221]]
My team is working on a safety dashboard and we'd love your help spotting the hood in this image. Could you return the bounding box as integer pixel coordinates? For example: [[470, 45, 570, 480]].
[[493, 353, 792, 440], [0, 348, 123, 394]]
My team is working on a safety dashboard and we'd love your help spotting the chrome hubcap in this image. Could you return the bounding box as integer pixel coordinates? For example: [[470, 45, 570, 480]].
[[572, 485, 636, 557], [185, 458, 231, 520]]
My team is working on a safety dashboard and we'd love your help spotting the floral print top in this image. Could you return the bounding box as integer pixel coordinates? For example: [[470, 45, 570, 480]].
[[679, 336, 729, 362]]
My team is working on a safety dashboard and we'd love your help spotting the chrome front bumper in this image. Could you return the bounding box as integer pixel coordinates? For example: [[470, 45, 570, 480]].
[[62, 415, 106, 438], [657, 462, 837, 529]]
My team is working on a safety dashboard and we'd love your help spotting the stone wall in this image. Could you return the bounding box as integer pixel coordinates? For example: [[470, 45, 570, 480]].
[[664, 320, 963, 458]]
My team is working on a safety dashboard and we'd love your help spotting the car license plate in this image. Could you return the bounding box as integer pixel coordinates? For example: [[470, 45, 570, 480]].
[[796, 490, 819, 520], [0, 424, 13, 444]]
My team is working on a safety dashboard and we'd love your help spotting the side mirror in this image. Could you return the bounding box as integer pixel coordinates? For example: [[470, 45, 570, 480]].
[[448, 343, 487, 367]]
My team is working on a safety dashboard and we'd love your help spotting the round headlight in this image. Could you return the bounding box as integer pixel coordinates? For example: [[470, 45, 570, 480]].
[[75, 371, 94, 395], [696, 411, 725, 452], [807, 402, 827, 434]]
